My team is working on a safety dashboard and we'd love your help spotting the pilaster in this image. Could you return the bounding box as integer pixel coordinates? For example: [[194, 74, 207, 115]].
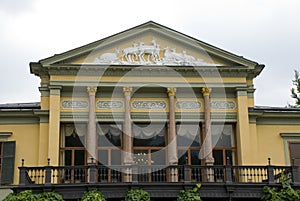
[[48, 86, 62, 166], [236, 87, 251, 165]]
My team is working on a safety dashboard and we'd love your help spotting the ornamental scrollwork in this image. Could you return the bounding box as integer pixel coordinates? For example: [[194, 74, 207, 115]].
[[175, 101, 201, 110], [132, 100, 167, 110], [61, 100, 89, 109], [211, 101, 236, 110], [96, 101, 124, 109]]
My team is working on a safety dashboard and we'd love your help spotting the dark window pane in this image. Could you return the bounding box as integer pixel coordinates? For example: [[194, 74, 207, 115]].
[[151, 150, 165, 165], [178, 150, 188, 165], [111, 150, 121, 165], [98, 150, 108, 165], [134, 135, 165, 147], [213, 150, 223, 165], [65, 134, 84, 147], [190, 150, 201, 165], [225, 150, 233, 165], [74, 150, 85, 165], [65, 150, 72, 166]]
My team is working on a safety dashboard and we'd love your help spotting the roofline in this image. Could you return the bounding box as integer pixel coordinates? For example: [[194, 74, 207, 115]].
[[0, 102, 41, 110], [37, 21, 262, 68], [250, 106, 300, 112]]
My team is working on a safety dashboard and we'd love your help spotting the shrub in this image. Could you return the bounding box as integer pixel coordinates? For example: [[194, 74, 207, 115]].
[[261, 173, 300, 201], [38, 192, 64, 201], [124, 189, 150, 201], [4, 190, 64, 201], [3, 190, 38, 201], [81, 190, 106, 201], [177, 183, 202, 201]]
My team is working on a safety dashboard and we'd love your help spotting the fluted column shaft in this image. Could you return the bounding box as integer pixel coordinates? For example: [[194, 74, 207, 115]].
[[202, 87, 214, 165], [123, 86, 133, 165], [87, 86, 97, 164], [167, 87, 178, 165]]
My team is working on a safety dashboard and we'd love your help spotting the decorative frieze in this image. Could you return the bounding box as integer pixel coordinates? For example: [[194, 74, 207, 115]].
[[92, 40, 215, 66], [211, 100, 236, 110], [96, 100, 124, 109], [132, 100, 167, 110], [175, 101, 201, 110], [61, 100, 88, 109]]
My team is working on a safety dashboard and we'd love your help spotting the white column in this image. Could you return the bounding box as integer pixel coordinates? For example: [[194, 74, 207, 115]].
[[87, 86, 97, 164], [167, 87, 178, 165], [201, 87, 214, 166], [123, 86, 133, 165]]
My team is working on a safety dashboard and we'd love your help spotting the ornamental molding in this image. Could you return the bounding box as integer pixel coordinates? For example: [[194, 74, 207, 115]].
[[131, 100, 167, 110], [175, 101, 201, 110], [61, 100, 89, 109], [211, 100, 236, 110], [96, 100, 124, 109], [93, 40, 215, 66]]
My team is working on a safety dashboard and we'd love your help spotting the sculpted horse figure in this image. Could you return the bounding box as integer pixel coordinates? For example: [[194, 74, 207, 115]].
[[122, 43, 138, 62], [138, 39, 160, 63]]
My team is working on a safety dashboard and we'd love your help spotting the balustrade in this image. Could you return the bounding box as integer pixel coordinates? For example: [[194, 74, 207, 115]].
[[18, 159, 298, 185]]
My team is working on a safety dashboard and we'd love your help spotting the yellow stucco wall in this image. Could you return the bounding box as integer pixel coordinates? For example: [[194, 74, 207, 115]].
[[0, 124, 39, 184], [254, 125, 300, 166]]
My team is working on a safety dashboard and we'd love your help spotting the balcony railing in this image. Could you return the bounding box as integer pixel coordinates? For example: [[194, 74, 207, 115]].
[[18, 159, 299, 186]]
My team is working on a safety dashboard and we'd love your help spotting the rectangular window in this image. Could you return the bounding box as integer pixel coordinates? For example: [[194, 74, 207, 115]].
[[0, 141, 16, 184], [289, 142, 300, 182], [211, 124, 236, 165], [60, 123, 87, 166]]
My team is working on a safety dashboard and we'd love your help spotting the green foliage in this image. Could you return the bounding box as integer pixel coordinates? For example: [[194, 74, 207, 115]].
[[38, 192, 64, 201], [4, 190, 64, 201], [177, 183, 202, 201], [3, 190, 38, 201], [81, 190, 106, 201], [124, 189, 150, 201], [261, 174, 300, 201], [289, 70, 300, 108]]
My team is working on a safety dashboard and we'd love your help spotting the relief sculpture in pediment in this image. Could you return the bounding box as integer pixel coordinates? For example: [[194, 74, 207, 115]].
[[93, 39, 214, 66]]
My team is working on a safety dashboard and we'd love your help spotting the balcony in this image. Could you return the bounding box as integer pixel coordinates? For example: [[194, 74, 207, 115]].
[[13, 159, 300, 200]]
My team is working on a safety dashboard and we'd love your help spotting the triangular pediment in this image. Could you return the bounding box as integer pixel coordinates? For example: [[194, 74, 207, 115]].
[[38, 21, 261, 69]]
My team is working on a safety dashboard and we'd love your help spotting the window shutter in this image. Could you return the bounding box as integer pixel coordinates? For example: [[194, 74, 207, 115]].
[[290, 142, 300, 164], [1, 141, 16, 184]]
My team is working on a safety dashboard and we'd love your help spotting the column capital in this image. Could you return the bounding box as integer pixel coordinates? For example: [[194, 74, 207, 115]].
[[87, 86, 97, 96], [49, 85, 62, 95], [167, 87, 176, 97], [201, 87, 211, 97], [123, 86, 133, 97]]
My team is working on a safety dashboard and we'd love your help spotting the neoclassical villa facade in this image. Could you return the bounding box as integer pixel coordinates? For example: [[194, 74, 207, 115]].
[[0, 21, 299, 200]]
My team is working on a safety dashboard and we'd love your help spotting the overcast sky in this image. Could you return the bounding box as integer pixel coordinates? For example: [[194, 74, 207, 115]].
[[0, 0, 299, 106]]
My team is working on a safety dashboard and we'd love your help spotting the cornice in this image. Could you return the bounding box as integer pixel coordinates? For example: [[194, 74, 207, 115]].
[[31, 63, 261, 79], [50, 80, 248, 88], [249, 109, 300, 125]]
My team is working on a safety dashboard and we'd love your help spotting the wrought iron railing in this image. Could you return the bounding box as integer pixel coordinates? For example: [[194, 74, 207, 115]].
[[18, 159, 299, 186]]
